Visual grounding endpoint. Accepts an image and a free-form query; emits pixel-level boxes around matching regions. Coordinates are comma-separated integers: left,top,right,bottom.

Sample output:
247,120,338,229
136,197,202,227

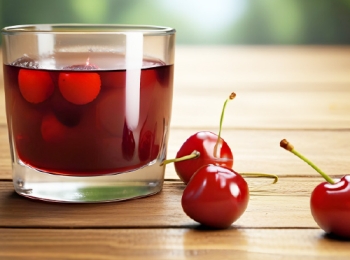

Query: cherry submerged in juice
4,61,173,176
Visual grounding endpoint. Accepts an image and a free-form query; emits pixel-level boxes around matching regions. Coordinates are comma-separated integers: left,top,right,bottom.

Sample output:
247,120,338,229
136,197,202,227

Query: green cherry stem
213,92,236,157
161,150,200,166
161,151,278,184
280,139,335,184
240,173,279,184
218,92,236,141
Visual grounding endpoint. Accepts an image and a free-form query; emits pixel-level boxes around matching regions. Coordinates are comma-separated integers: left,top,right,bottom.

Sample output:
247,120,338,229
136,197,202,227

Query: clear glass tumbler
1,24,175,202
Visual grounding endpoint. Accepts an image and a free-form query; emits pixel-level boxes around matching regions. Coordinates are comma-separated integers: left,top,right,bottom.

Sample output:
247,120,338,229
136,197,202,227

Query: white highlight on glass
37,25,55,68
125,32,143,130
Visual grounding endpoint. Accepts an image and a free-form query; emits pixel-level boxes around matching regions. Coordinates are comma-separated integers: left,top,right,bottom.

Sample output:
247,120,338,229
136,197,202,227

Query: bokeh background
1,0,350,45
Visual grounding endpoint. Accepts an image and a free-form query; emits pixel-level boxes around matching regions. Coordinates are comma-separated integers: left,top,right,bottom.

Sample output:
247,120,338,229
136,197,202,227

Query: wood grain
166,128,350,179
2,47,350,130
0,179,319,228
1,228,349,260
172,46,350,130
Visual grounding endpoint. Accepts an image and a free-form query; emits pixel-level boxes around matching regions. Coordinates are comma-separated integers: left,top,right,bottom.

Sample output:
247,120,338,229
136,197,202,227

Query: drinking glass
1,24,175,202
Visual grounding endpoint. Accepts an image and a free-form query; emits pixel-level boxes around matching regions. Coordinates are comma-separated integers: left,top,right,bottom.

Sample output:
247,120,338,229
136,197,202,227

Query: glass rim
1,24,176,36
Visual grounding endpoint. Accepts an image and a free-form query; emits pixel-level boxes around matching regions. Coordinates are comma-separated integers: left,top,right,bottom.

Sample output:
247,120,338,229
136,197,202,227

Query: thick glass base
12,159,165,203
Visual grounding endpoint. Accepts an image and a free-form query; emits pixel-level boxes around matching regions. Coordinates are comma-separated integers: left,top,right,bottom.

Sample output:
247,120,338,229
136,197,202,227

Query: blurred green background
1,0,350,45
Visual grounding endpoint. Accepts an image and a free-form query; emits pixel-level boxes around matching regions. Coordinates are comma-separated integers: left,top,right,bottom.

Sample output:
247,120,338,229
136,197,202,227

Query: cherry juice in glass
4,59,173,176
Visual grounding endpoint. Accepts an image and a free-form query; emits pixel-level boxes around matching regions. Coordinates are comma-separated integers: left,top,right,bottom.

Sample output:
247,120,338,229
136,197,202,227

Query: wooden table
1,46,350,259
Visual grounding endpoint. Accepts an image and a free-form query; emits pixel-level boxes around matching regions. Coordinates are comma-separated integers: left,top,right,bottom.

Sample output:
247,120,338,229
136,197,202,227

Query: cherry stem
240,173,279,184
214,92,236,157
161,150,200,166
280,139,335,184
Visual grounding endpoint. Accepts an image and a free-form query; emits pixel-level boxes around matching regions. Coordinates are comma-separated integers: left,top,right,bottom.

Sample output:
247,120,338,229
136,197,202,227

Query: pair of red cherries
18,65,101,105
168,93,350,240
165,93,251,229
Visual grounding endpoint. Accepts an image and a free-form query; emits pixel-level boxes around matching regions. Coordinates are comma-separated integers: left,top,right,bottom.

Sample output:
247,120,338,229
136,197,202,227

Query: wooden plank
172,46,350,129
171,82,350,130
0,179,320,228
2,47,350,130
0,127,349,180
167,128,350,179
175,46,350,85
1,228,349,260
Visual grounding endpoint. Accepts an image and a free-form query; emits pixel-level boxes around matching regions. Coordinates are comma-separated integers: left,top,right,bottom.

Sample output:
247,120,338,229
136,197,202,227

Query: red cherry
182,164,249,229
174,93,236,183
18,69,54,103
41,113,69,143
58,71,101,105
174,132,233,183
311,176,350,239
281,139,350,239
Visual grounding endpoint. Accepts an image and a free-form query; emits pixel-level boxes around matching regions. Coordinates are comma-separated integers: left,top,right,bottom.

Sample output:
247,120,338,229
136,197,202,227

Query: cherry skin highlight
174,131,233,184
182,164,249,229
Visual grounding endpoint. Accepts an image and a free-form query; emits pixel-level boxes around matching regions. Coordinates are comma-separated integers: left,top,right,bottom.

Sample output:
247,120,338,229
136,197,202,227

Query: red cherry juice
3,61,173,176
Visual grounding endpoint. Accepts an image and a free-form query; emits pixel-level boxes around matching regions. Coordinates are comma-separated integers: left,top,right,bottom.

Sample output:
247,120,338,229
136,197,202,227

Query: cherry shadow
323,232,350,242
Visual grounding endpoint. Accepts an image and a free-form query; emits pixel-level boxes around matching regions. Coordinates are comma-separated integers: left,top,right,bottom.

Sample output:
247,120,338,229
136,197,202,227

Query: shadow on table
323,233,350,242
0,182,192,228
